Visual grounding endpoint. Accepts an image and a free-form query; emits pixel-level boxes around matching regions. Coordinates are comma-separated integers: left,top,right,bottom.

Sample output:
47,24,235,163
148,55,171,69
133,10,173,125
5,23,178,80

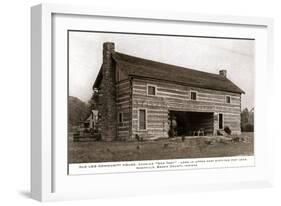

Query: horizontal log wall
116,79,132,140
132,78,242,139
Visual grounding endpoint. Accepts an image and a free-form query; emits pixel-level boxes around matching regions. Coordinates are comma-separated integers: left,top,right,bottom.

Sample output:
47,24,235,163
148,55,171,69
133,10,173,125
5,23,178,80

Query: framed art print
31,3,274,201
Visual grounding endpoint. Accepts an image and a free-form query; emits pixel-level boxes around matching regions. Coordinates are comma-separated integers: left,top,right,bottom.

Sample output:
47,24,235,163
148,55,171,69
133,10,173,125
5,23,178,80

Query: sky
69,31,255,110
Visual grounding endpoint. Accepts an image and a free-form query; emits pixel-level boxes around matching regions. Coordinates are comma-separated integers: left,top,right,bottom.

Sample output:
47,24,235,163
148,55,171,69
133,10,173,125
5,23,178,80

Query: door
219,113,223,129
139,109,146,130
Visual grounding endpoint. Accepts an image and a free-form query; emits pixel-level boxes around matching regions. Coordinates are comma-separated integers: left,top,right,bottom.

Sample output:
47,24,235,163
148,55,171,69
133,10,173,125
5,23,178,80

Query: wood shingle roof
111,52,244,94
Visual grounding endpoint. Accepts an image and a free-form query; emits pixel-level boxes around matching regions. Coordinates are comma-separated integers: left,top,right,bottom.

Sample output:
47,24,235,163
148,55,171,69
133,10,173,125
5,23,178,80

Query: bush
242,124,254,132
135,134,143,142
224,126,232,135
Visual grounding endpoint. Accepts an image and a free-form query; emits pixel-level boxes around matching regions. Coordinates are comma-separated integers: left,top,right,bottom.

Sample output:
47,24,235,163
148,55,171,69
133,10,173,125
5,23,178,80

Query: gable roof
93,52,244,94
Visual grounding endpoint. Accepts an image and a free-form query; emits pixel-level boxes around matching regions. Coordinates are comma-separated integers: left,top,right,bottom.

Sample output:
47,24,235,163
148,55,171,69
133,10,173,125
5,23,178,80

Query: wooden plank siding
130,78,242,140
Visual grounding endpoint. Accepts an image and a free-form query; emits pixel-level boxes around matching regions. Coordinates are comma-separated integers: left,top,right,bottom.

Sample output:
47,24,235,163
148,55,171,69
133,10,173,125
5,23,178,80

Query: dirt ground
68,132,254,163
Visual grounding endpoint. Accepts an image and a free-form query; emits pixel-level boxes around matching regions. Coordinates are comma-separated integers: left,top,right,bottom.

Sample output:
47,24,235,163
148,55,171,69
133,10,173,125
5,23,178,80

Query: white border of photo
31,3,274,201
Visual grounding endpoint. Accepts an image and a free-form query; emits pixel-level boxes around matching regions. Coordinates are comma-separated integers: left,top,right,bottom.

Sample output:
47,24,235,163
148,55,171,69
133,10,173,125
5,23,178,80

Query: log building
93,42,244,141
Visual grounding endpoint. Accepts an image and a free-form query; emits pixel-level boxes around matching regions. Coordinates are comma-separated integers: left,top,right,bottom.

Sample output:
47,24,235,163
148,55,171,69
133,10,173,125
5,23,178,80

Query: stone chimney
219,69,227,78
103,42,115,70
99,42,117,141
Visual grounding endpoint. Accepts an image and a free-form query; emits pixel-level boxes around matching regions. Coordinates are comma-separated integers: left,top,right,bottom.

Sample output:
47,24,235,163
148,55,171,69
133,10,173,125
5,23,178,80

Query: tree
241,107,254,132
89,89,99,110
68,96,91,128
241,108,249,126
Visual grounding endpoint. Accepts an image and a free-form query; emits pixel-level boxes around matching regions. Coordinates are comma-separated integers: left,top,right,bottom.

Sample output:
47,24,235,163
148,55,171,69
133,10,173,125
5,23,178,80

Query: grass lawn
68,132,254,163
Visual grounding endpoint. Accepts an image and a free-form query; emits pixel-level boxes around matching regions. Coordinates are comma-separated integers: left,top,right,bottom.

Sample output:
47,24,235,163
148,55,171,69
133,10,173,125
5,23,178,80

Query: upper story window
147,85,156,96
191,91,197,100
226,96,231,104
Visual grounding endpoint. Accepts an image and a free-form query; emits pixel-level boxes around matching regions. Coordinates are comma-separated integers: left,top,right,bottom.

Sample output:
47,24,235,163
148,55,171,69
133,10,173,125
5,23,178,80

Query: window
191,91,197,100
139,109,146,130
118,112,123,123
147,85,156,96
226,96,231,104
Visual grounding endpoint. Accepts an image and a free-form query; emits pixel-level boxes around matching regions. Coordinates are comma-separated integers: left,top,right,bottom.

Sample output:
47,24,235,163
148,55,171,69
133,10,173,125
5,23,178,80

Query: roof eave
129,75,244,95
92,66,103,90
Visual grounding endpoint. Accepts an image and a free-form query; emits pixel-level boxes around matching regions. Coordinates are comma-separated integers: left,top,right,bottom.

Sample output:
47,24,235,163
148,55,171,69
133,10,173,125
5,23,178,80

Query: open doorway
169,111,214,136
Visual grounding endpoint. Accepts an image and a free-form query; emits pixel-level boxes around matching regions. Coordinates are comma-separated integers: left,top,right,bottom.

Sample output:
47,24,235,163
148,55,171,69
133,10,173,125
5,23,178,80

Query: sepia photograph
29,3,275,201
67,31,255,166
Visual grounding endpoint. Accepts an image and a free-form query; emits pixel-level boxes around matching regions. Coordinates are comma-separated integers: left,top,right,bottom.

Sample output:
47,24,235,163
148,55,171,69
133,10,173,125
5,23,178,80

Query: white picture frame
31,3,274,202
